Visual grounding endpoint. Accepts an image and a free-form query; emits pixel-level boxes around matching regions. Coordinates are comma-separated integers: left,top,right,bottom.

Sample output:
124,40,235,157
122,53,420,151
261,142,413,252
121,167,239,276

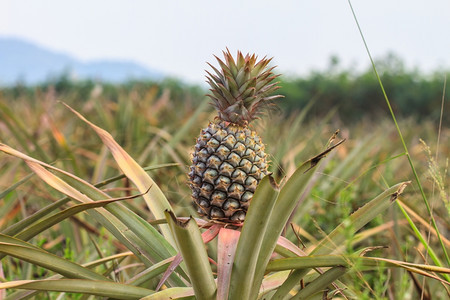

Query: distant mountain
0,37,164,86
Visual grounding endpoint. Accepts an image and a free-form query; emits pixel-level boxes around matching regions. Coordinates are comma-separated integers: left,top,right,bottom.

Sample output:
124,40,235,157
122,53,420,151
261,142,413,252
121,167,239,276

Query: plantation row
2,54,449,124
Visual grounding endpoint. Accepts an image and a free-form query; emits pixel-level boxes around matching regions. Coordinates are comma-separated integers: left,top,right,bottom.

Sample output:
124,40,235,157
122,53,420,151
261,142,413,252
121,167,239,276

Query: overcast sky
1,0,449,84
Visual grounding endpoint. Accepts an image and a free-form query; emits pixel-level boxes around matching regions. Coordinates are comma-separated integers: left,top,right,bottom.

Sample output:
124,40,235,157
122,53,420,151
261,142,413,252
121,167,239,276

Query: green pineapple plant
189,50,282,223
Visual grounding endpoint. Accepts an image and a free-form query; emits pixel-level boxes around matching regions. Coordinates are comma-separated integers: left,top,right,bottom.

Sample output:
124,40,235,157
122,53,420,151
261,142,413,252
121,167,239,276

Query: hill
0,37,163,85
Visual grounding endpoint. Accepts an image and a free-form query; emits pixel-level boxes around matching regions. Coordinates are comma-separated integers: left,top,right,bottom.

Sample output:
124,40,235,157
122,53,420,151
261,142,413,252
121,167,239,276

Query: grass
348,0,449,269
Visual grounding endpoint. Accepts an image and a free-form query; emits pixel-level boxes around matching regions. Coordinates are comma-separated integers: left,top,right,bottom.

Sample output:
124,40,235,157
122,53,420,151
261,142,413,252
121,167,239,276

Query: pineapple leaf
312,181,410,255
272,181,412,298
257,271,291,298
217,227,240,300
0,239,109,281
224,49,238,77
126,256,179,287
63,103,176,247
235,66,246,86
165,211,216,300
292,266,347,300
225,75,240,98
0,279,153,300
216,82,236,104
141,287,194,300
214,55,233,78
155,253,183,292
228,175,280,300
236,51,246,69
15,193,141,243
0,143,188,284
156,224,221,291
250,140,345,296
206,50,281,124
206,63,224,83
208,87,231,107
250,57,272,78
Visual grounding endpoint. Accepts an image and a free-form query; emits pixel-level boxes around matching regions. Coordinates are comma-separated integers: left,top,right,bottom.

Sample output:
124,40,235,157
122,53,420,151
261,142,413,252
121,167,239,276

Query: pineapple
189,49,282,223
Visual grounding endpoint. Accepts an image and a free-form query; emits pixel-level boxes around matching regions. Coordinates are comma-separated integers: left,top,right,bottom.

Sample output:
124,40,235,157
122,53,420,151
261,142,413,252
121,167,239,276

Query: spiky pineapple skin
189,119,269,223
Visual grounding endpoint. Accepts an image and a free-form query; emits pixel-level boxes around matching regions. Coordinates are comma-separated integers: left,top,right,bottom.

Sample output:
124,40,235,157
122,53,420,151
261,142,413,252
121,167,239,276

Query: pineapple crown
206,49,283,126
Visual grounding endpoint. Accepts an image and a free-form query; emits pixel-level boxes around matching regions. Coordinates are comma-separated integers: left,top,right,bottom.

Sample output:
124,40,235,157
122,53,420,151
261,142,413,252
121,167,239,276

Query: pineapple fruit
189,49,282,223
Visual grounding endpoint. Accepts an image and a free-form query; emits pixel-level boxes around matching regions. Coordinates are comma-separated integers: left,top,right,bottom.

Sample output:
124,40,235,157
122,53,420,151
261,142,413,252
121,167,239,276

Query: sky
0,0,449,84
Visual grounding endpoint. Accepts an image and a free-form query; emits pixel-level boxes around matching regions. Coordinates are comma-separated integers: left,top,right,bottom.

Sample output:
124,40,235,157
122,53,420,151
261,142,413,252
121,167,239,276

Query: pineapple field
0,50,449,299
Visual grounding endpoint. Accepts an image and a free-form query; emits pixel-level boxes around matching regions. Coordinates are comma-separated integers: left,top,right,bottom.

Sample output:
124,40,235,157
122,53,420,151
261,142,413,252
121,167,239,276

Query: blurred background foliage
3,53,448,124
280,53,449,123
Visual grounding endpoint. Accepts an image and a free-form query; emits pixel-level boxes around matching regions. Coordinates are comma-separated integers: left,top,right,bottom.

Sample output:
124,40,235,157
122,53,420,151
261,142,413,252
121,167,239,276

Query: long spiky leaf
62,103,176,246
